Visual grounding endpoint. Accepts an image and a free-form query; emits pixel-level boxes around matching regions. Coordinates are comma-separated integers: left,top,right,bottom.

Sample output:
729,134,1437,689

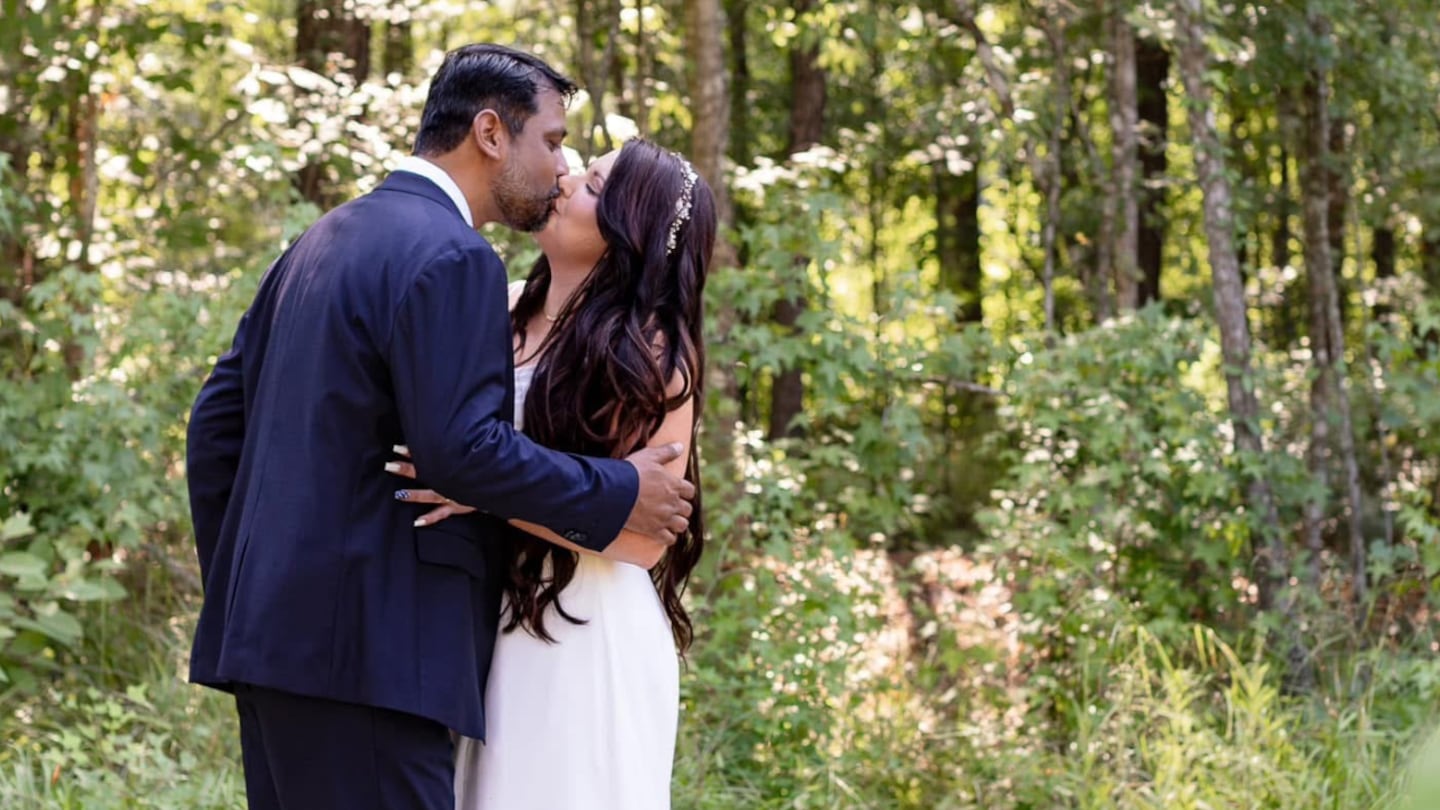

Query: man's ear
471,110,508,161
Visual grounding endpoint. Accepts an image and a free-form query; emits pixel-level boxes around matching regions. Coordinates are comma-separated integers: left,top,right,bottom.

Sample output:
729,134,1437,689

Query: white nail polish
413,518,426,527
393,444,409,455
384,462,401,473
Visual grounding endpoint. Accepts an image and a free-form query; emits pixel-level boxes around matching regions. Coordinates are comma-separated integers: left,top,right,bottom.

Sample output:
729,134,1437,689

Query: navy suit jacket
186,172,638,740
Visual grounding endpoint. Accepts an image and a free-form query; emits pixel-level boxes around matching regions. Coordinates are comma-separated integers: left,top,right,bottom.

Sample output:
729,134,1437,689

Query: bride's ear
471,110,507,161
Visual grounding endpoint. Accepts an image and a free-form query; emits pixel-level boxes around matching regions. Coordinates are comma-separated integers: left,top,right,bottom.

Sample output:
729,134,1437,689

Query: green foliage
982,312,1250,631
0,679,244,809
2,0,1440,805
1025,627,1423,810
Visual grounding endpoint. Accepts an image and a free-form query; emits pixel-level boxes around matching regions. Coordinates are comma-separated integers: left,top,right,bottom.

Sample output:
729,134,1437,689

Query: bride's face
536,149,620,266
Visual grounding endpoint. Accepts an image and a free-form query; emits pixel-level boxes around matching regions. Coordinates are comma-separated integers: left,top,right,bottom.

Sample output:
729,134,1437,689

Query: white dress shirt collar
392,155,475,228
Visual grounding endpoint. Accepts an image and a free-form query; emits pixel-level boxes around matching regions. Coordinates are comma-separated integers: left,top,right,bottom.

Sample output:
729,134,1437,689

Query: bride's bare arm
580,389,695,568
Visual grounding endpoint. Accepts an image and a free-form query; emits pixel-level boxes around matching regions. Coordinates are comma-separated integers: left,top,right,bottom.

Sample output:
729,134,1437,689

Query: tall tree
936,159,982,323
1296,15,1367,608
1423,225,1440,295
1172,0,1307,682
1327,116,1348,326
1109,2,1140,311
685,0,732,233
632,0,652,136
1372,224,1395,321
296,0,371,79
1135,35,1167,306
294,0,371,207
725,0,752,168
575,0,623,158
767,0,826,440
685,0,741,434
945,0,1066,332
382,0,414,77
1271,140,1301,347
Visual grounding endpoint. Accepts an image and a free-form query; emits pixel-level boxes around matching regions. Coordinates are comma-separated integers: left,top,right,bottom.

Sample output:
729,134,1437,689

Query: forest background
4,0,1440,807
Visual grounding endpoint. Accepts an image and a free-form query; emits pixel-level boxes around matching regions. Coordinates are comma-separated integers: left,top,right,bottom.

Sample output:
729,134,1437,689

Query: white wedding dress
453,322,679,809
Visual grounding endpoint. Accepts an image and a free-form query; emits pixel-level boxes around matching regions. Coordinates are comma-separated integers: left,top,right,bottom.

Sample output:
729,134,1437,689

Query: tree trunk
1422,224,1440,293
944,0,1062,331
1372,226,1394,322
1327,116,1348,329
725,0,751,168
66,43,99,273
295,0,371,208
0,0,36,314
1230,103,1251,291
1136,35,1167,306
1298,45,1366,611
1368,225,1397,553
575,0,599,158
57,1,102,373
632,0,651,136
1173,0,1308,684
296,0,371,78
685,0,732,232
1109,3,1140,311
1271,142,1306,347
575,0,622,158
936,162,982,323
610,5,632,123
785,8,826,156
1298,82,1334,593
382,0,413,77
685,0,740,449
767,0,826,440
1040,13,1066,332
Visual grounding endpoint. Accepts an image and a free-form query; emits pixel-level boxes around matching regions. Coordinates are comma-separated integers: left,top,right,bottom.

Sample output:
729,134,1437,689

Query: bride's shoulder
507,279,525,312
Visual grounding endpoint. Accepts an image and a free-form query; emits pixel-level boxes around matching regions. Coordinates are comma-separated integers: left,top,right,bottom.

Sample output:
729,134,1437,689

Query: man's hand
622,442,695,545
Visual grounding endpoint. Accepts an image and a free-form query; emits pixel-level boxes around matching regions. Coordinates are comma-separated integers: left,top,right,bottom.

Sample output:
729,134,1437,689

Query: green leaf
60,578,126,602
13,609,83,646
0,551,47,579
1,512,33,542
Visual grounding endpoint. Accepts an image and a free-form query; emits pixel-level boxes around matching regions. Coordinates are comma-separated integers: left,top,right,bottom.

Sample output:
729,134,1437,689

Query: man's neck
423,153,497,228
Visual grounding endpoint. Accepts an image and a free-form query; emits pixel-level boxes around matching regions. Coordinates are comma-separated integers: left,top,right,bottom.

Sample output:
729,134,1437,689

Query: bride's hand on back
386,445,475,526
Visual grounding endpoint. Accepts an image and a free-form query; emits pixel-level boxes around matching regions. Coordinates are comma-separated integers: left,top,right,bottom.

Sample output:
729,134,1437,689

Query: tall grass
1,562,1436,809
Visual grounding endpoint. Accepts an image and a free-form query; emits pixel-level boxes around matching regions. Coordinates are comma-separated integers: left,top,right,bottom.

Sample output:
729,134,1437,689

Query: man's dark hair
413,44,578,157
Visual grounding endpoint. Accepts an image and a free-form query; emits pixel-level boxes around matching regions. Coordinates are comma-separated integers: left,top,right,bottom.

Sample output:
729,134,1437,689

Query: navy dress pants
233,683,455,810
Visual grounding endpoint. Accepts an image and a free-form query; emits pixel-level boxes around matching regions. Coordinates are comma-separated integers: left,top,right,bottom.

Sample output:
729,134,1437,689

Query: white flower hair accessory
665,156,699,257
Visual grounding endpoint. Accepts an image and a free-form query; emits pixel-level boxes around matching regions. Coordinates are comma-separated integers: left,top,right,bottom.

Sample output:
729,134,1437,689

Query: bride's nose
557,174,583,197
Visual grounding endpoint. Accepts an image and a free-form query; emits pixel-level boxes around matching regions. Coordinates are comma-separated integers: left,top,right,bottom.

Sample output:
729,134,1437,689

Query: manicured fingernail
413,518,427,527
393,444,409,455
395,490,409,501
384,462,401,473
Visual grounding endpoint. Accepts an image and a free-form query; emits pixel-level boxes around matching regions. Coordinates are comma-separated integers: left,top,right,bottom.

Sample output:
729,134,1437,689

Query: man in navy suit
185,44,694,810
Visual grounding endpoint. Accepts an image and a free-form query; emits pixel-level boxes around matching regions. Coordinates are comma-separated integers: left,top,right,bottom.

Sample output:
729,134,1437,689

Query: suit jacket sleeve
186,310,249,578
387,247,638,552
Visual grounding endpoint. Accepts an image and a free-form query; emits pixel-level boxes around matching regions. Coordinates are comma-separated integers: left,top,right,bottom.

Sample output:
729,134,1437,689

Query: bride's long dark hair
506,138,715,652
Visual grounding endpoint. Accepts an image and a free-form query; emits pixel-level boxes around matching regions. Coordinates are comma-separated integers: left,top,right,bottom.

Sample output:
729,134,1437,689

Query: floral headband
665,156,699,257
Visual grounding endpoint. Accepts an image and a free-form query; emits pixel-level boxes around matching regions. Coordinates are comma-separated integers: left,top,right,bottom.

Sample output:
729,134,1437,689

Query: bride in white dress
395,139,715,810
